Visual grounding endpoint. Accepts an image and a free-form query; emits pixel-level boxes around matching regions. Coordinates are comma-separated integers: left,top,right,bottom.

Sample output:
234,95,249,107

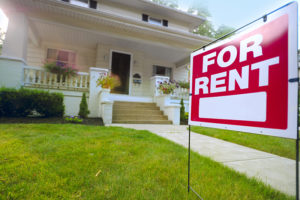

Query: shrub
177,81,190,89
180,99,186,124
65,116,83,123
0,88,64,118
78,93,90,118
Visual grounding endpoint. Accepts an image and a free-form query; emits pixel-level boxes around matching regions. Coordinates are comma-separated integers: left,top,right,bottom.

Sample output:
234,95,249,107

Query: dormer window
149,17,162,26
142,14,168,27
62,0,97,9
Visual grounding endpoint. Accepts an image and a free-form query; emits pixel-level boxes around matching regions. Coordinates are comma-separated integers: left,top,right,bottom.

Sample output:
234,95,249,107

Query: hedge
0,88,65,117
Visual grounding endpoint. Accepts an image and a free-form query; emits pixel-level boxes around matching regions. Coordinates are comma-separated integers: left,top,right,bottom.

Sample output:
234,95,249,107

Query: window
153,65,172,78
142,14,168,27
70,0,88,8
63,0,97,9
46,48,76,67
149,17,162,26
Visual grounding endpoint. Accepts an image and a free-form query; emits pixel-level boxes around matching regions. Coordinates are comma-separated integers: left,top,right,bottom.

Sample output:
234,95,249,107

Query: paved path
109,124,297,196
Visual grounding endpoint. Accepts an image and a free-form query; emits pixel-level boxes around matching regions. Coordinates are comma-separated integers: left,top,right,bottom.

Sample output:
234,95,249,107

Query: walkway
109,124,297,196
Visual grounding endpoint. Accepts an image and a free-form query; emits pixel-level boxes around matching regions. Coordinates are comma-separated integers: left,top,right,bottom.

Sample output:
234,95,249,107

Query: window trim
153,65,172,79
142,13,168,27
46,48,77,66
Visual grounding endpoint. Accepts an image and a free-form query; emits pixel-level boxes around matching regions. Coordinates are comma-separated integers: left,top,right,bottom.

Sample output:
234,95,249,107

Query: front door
111,51,131,94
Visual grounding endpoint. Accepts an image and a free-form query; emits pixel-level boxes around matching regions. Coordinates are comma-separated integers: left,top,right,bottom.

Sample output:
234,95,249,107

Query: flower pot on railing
43,62,78,83
157,81,176,95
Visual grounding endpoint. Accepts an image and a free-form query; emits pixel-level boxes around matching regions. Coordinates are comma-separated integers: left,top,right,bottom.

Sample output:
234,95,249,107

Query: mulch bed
0,117,104,126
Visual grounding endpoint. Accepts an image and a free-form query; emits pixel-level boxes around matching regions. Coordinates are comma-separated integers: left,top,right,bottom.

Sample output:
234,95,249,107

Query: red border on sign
190,15,288,130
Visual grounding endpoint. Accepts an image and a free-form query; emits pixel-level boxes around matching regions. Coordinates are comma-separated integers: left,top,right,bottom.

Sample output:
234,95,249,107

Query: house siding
27,41,96,72
97,1,190,33
173,65,189,82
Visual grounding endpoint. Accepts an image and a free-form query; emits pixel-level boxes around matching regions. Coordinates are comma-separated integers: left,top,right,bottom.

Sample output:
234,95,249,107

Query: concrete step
112,120,172,124
113,104,160,110
113,109,164,115
114,101,156,106
112,101,171,124
113,114,168,121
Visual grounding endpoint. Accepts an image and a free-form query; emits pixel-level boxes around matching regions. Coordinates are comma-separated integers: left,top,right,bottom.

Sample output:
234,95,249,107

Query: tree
193,20,215,38
214,25,235,39
180,99,185,124
0,28,5,55
149,0,234,39
78,93,90,118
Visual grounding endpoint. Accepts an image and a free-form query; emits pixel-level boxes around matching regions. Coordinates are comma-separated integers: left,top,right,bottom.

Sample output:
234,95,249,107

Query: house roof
104,0,206,29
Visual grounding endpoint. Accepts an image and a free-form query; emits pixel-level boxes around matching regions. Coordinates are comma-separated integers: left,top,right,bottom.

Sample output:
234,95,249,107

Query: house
0,0,211,124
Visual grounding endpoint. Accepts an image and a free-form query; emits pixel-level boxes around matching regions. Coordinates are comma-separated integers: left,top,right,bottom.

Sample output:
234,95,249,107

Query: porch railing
23,66,89,91
171,87,189,100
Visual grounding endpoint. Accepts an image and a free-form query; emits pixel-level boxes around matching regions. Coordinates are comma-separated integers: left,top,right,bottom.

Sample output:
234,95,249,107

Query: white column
88,67,109,117
0,11,28,88
2,12,28,61
154,94,180,125
99,89,113,125
150,76,170,97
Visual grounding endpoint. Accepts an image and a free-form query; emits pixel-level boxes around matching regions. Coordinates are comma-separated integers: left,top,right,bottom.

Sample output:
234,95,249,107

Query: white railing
171,87,189,100
23,66,89,91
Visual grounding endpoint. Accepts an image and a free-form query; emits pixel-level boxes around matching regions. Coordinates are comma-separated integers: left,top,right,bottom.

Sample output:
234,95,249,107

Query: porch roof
2,0,212,48
29,17,192,63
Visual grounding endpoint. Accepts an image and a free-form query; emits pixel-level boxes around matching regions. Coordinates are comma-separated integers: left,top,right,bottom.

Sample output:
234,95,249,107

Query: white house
0,0,211,124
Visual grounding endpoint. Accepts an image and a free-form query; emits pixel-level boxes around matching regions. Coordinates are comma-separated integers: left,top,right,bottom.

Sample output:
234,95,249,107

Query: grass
0,124,293,200
191,126,296,160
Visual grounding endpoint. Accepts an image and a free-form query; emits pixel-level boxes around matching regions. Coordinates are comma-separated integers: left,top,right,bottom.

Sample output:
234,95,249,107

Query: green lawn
0,124,293,200
191,126,296,160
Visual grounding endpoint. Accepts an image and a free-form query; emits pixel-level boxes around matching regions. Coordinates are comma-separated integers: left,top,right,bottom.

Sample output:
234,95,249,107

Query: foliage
151,0,178,8
0,124,293,200
96,74,120,89
65,116,83,123
158,81,176,94
180,99,186,124
214,25,235,39
0,88,64,117
184,112,189,121
177,81,189,89
44,62,78,77
78,93,89,118
193,20,216,38
150,0,234,39
0,28,5,55
191,126,296,160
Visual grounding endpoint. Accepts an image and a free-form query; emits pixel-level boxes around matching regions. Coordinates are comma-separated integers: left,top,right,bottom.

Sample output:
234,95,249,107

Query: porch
22,65,189,124
0,0,207,124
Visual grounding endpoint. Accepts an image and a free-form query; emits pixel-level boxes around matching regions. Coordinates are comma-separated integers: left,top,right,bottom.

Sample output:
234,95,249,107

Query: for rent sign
189,2,298,139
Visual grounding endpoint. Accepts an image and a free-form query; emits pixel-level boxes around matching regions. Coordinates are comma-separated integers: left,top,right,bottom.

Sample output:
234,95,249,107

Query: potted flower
44,61,78,82
158,81,177,95
96,74,120,90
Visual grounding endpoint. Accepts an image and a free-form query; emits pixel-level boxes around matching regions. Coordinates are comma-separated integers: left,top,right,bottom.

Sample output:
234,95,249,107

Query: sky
177,0,300,46
0,0,299,46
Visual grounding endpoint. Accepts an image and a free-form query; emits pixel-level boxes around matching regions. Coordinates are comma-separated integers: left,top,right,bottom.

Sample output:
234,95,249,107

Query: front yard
0,124,293,199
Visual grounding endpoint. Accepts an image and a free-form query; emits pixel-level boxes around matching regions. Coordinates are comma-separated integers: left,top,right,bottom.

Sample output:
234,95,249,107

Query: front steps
112,101,172,124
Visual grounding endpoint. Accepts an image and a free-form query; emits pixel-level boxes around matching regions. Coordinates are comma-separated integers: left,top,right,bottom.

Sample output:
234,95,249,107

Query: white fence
23,66,89,91
171,87,189,100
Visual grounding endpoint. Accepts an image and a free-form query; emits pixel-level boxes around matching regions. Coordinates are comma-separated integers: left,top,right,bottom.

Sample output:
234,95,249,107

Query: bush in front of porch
0,88,64,117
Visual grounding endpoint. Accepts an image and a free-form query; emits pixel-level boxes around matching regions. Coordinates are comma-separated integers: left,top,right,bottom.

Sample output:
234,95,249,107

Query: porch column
0,11,28,88
150,76,170,96
2,12,28,61
88,67,109,117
